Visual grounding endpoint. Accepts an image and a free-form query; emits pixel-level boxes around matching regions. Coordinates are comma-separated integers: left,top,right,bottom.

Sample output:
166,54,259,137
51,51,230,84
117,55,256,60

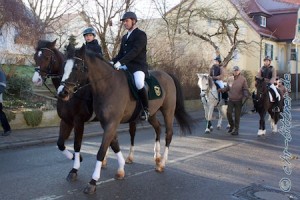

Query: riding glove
114,61,121,70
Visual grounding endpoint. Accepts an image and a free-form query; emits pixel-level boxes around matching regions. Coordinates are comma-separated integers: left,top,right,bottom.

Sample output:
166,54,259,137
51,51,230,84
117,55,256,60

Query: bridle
200,75,218,102
35,47,62,80
60,56,90,94
60,54,113,94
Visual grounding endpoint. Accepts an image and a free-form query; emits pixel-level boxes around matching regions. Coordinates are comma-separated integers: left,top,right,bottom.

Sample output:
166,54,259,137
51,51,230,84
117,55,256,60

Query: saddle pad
124,70,163,100
145,75,163,100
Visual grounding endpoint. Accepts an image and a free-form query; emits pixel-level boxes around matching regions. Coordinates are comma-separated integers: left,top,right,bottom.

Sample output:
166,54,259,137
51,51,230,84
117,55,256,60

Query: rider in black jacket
112,12,149,121
83,27,103,56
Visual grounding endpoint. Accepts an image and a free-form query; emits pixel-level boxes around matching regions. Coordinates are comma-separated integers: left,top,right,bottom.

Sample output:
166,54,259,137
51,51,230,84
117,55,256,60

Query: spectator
220,66,250,135
0,67,11,136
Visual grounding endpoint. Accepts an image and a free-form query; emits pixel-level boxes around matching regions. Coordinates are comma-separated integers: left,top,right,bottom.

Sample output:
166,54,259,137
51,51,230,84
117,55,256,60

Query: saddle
124,70,163,100
123,70,163,122
214,81,228,102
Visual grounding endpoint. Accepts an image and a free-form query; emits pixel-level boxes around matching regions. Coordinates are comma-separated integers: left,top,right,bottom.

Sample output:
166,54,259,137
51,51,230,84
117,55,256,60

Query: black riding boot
138,88,150,121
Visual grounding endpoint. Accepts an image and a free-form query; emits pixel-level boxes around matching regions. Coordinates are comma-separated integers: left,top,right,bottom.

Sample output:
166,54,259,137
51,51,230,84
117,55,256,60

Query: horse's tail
169,73,193,134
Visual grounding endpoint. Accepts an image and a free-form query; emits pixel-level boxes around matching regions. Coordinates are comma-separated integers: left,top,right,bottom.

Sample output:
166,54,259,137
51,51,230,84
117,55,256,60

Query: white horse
197,73,228,133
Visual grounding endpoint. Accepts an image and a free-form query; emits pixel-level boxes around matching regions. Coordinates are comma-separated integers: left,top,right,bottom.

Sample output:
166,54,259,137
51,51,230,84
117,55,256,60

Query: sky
134,0,181,19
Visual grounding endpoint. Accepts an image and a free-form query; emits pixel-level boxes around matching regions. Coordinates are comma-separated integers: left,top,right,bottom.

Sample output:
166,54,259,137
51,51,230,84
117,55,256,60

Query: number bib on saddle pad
124,70,163,100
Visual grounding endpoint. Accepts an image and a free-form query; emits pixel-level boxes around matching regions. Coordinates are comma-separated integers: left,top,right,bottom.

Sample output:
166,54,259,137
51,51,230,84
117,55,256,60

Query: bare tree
23,0,78,38
177,0,258,67
78,0,135,60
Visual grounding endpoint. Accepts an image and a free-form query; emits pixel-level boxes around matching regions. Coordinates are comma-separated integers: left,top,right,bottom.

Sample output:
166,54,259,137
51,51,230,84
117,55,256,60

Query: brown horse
32,40,138,182
253,76,283,136
57,45,193,194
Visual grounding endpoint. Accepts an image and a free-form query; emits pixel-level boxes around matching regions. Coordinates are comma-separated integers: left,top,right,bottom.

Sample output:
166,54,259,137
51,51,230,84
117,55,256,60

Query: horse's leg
270,111,279,133
110,136,125,180
148,114,162,166
125,121,136,164
217,106,223,130
84,125,124,194
257,111,266,136
205,105,214,133
57,120,73,159
66,120,85,182
155,111,174,172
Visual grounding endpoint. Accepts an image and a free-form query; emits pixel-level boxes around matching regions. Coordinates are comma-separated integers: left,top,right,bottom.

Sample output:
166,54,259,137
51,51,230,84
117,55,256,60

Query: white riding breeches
134,71,145,90
215,80,225,88
269,83,281,101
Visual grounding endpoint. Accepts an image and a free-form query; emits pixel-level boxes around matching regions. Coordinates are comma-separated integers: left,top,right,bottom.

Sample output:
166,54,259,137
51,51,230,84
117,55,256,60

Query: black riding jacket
86,39,103,56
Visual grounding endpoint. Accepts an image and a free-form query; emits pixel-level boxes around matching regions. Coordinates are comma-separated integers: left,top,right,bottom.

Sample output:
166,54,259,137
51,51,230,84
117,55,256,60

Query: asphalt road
0,108,299,200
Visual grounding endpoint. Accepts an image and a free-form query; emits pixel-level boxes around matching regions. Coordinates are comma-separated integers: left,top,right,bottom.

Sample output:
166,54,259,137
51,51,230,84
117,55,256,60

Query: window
291,49,297,61
265,43,273,59
260,16,266,27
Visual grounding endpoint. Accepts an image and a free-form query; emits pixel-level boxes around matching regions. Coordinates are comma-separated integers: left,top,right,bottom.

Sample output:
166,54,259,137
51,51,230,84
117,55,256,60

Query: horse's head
32,39,61,86
254,76,267,100
57,44,88,101
197,73,211,97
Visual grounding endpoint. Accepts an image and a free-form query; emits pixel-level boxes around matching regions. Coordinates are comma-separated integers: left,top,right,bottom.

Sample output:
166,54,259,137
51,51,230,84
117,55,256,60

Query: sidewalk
0,110,203,150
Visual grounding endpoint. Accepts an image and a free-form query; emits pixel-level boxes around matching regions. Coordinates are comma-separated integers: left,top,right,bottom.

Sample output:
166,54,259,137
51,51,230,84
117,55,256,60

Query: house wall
0,23,34,65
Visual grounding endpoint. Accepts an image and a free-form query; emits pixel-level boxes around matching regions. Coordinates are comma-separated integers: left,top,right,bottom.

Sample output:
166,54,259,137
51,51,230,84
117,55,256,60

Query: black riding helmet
264,56,272,61
120,11,137,21
83,27,96,37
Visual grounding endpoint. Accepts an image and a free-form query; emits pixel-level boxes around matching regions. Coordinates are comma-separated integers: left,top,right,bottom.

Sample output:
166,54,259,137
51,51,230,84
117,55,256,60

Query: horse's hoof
115,169,125,180
83,183,96,194
217,126,221,130
155,165,164,173
125,157,133,164
205,130,210,134
66,172,77,182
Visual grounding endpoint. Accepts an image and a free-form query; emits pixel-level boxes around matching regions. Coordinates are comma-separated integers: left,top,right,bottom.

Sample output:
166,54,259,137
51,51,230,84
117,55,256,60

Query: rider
112,11,149,121
257,56,281,112
210,55,227,101
83,27,103,56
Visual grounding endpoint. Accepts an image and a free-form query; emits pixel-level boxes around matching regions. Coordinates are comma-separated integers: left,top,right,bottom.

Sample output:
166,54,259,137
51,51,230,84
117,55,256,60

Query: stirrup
140,110,149,121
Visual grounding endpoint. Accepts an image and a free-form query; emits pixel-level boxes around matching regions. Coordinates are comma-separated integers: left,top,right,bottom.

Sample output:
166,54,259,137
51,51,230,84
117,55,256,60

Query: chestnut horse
253,76,283,136
57,45,193,194
31,40,137,182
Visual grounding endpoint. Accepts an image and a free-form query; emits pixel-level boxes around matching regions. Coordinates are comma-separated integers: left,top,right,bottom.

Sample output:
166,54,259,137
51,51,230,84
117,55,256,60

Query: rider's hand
114,61,121,70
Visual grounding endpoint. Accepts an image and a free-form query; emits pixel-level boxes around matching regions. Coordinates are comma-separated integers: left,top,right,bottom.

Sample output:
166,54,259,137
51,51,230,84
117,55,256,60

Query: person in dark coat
83,27,103,56
0,67,11,136
256,56,280,112
112,11,149,121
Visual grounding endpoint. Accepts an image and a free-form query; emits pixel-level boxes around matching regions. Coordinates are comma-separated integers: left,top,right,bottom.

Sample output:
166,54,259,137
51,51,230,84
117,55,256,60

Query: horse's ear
196,73,200,78
79,44,86,54
51,39,57,48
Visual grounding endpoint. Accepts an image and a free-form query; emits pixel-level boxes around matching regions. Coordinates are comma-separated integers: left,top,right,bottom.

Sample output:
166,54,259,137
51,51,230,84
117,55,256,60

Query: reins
61,56,113,93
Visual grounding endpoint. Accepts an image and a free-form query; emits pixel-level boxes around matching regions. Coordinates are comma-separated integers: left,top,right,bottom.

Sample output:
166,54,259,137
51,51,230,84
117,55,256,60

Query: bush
23,110,43,127
6,75,32,98
4,110,16,122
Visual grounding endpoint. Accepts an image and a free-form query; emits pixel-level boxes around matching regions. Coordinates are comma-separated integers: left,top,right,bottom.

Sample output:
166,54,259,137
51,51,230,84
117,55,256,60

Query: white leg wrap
116,152,125,171
162,147,169,166
92,161,102,181
128,146,134,158
73,152,80,169
62,149,73,160
154,141,161,159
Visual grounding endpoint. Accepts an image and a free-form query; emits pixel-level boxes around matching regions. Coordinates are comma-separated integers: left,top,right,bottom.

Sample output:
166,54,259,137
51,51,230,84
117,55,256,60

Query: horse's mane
85,49,105,61
36,40,53,50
